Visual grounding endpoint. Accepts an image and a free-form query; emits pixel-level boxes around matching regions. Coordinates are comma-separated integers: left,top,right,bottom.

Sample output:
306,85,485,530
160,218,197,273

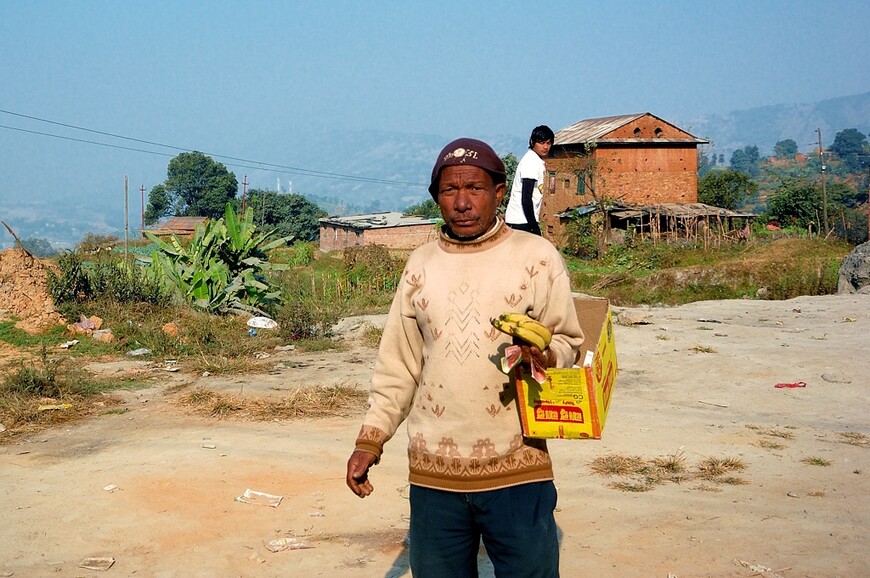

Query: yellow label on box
516,299,617,440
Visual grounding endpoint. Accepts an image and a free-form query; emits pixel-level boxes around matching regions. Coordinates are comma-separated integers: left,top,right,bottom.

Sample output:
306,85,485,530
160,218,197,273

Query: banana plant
145,204,292,315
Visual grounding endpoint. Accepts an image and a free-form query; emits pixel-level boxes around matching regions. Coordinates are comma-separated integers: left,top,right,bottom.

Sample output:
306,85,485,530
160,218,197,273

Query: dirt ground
1,294,868,578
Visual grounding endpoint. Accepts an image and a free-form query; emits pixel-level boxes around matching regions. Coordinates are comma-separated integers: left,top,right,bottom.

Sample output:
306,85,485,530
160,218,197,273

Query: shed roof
143,216,208,235
554,113,708,146
557,202,756,220
319,211,439,230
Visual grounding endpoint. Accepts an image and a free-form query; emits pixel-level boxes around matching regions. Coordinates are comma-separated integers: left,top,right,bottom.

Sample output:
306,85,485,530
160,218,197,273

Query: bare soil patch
1,295,868,577
0,248,65,333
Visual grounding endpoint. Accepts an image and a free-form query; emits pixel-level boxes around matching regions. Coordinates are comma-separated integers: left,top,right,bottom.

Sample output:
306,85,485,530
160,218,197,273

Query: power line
0,108,427,188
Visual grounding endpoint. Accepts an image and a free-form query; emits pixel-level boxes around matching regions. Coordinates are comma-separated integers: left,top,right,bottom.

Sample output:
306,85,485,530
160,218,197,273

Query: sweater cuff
354,424,389,463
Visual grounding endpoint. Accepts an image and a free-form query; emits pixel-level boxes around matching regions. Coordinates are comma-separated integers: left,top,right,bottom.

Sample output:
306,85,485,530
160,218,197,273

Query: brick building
541,113,708,240
319,212,439,252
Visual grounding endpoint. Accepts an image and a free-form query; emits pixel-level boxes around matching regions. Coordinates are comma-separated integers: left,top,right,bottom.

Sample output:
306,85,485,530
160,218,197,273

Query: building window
548,172,556,194
633,127,641,137
576,172,586,196
654,127,664,138
563,178,570,191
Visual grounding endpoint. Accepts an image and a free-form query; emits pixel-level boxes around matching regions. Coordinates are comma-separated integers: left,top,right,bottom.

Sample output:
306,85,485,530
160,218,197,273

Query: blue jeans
408,481,560,578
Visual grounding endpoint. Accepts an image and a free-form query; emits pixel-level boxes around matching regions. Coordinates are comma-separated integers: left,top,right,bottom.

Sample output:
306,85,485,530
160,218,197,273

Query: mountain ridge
2,92,868,249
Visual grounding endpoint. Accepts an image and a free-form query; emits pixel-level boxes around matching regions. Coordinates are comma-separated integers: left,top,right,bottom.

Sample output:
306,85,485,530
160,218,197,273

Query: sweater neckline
438,218,512,254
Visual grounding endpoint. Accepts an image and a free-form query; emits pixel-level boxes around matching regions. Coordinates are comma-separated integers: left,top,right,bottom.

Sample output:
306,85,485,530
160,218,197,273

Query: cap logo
444,147,480,163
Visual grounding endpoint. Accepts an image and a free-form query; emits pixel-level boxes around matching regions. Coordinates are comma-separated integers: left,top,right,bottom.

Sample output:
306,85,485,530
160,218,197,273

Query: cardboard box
515,297,618,439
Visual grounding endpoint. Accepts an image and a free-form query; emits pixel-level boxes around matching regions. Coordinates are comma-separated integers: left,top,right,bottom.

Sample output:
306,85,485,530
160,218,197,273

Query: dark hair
529,125,555,148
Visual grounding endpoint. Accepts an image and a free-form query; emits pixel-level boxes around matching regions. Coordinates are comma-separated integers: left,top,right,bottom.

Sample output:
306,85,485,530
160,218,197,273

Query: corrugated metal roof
554,114,647,145
558,202,756,219
161,217,208,230
319,211,439,229
143,216,208,235
553,113,708,145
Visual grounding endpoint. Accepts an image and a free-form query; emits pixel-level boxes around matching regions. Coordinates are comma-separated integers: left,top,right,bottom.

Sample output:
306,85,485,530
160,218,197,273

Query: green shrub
342,244,402,289
2,347,66,398
47,252,170,319
287,241,315,267
561,216,598,259
276,298,339,342
146,204,291,315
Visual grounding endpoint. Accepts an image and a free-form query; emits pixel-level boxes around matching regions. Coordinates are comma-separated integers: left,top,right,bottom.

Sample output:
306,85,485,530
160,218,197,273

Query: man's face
532,140,552,159
436,165,505,238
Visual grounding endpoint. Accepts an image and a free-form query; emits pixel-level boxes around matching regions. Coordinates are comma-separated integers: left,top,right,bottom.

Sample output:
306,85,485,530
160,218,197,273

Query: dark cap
428,137,506,199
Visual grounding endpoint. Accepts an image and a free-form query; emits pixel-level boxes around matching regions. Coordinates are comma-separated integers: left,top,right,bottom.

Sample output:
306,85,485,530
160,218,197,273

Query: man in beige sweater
346,137,583,577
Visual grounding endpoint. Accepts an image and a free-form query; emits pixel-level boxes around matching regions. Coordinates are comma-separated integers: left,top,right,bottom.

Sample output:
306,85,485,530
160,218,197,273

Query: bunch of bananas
490,313,552,351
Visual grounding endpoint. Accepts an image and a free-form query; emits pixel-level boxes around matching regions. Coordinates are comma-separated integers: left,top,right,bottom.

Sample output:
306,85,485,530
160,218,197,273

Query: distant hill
3,92,868,250
265,130,526,216
678,92,870,158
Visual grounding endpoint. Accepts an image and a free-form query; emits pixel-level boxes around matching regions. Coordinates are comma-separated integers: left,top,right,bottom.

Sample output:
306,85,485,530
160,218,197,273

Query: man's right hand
346,450,377,498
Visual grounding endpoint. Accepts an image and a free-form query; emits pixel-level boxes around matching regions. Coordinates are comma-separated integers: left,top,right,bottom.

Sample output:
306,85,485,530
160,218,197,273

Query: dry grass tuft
758,428,796,440
715,476,750,485
837,432,868,447
756,439,786,450
802,456,832,467
590,454,647,477
690,344,716,353
696,456,746,479
590,452,748,492
175,384,368,421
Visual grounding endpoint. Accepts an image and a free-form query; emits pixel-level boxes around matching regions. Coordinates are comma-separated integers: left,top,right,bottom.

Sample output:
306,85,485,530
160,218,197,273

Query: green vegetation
145,151,238,223
244,189,326,242
146,204,291,315
0,346,148,439
566,236,849,306
47,250,170,319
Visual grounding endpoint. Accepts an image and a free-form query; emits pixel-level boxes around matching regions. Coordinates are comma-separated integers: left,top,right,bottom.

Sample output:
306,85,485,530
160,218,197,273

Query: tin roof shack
319,212,439,252
558,202,756,248
543,113,708,242
142,216,208,239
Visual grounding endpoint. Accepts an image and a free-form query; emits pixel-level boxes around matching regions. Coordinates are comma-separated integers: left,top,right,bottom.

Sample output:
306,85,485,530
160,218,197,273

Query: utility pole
140,184,145,235
124,175,129,262
241,175,249,213
816,128,829,234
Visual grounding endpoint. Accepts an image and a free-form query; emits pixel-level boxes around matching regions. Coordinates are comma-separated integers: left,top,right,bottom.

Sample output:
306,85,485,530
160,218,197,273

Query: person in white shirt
504,125,554,236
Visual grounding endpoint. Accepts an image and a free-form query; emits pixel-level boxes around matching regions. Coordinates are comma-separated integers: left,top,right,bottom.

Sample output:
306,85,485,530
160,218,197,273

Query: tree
246,189,325,242
766,178,822,229
499,152,520,212
730,145,761,177
697,148,713,178
404,198,442,218
829,128,868,173
21,237,57,257
774,139,798,159
144,184,171,225
147,152,238,221
698,170,757,210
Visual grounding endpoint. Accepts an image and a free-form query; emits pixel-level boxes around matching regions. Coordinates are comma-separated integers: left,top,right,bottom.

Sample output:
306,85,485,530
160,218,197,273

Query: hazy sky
1,1,868,219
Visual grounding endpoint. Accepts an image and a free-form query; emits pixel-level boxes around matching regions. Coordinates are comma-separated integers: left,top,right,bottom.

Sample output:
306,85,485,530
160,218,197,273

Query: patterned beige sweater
354,221,584,492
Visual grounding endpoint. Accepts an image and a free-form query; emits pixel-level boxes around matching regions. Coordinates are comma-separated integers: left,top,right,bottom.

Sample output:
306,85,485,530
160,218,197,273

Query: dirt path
1,295,868,577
